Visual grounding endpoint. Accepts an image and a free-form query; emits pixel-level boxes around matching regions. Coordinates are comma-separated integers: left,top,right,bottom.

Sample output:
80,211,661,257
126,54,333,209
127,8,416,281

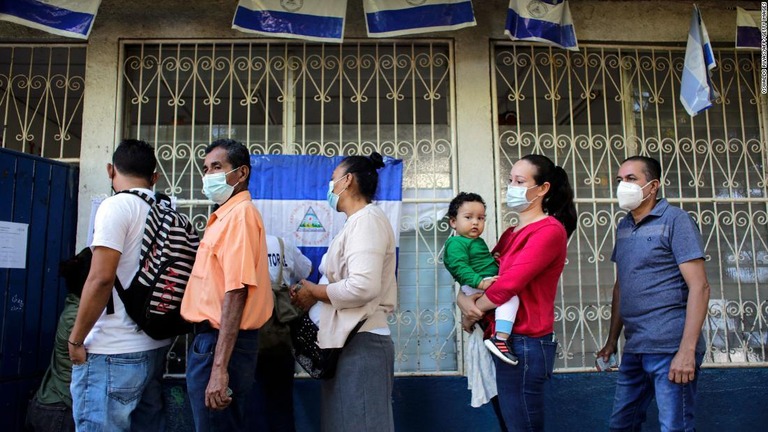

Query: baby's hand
478,276,498,290
492,252,501,262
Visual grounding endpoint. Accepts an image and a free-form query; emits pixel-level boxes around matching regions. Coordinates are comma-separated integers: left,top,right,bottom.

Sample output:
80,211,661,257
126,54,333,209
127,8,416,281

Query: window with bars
493,43,768,370
121,40,459,375
0,44,85,162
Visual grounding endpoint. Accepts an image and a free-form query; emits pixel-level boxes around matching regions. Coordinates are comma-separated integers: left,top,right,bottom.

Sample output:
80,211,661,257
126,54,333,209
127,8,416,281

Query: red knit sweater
485,216,567,338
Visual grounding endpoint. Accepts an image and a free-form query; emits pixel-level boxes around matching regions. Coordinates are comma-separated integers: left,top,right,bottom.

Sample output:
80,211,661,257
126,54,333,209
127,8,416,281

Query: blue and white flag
680,5,718,117
364,0,476,38
736,7,761,50
249,154,403,282
505,0,578,51
232,0,347,43
0,0,101,39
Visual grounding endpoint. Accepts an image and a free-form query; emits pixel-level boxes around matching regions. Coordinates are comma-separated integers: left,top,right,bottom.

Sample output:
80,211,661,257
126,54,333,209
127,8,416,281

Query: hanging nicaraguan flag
363,0,476,38
232,0,347,43
0,0,101,39
249,154,403,282
505,0,578,51
680,4,718,117
736,7,761,50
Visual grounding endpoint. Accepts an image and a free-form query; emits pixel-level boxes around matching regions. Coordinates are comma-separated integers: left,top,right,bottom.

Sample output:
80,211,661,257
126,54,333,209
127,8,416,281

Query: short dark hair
622,156,662,182
339,152,385,203
112,139,157,182
448,192,486,219
205,139,251,182
59,247,92,297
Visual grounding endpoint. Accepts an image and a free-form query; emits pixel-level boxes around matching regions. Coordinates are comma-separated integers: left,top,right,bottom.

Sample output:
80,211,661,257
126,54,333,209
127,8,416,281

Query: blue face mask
327,175,348,211
202,167,240,205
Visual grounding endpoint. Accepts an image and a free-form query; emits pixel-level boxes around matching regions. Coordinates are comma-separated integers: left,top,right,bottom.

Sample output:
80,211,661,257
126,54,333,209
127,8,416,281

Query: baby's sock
495,320,513,340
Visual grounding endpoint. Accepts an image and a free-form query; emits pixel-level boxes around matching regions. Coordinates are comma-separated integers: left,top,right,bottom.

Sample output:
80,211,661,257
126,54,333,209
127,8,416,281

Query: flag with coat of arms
0,0,101,39
680,4,718,117
249,154,403,282
363,0,476,38
232,0,347,43
505,0,578,51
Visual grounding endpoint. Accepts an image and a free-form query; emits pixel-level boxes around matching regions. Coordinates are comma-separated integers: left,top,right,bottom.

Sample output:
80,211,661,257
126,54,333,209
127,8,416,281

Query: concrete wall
160,368,768,431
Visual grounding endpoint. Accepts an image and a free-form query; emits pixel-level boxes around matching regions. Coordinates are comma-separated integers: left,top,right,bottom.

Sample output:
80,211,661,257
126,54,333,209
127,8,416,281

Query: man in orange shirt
181,139,273,432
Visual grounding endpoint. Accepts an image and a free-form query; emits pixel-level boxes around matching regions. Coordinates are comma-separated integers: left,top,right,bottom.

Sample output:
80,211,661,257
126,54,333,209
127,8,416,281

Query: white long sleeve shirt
318,204,397,348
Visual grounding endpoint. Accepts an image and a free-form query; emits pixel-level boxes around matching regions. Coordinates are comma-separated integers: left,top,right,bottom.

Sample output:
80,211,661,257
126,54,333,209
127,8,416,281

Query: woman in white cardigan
291,152,397,432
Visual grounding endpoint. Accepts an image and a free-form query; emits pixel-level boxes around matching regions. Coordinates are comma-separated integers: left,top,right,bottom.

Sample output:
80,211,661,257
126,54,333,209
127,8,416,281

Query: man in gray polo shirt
598,156,710,431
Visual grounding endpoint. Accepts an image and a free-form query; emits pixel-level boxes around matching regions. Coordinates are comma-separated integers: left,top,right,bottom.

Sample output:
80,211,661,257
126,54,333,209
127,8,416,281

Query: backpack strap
106,189,160,315
276,237,286,288
117,189,157,206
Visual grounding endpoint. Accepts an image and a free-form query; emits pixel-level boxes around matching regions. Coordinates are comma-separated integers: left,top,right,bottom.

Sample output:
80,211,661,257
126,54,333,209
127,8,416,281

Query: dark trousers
25,397,75,432
187,329,259,432
252,344,296,432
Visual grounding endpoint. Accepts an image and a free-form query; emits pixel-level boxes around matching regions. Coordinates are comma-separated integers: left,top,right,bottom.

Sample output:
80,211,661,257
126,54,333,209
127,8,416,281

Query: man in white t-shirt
68,139,171,431
265,235,312,294
253,235,311,432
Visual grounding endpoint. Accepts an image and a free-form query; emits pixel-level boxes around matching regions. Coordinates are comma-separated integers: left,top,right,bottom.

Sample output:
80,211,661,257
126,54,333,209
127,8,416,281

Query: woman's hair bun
369,152,385,169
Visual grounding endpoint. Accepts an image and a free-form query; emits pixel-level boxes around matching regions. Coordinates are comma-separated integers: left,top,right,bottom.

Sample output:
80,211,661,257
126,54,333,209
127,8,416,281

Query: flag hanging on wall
736,7,761,50
249,154,403,282
680,4,718,117
0,0,101,39
505,0,578,51
363,0,476,38
232,0,347,43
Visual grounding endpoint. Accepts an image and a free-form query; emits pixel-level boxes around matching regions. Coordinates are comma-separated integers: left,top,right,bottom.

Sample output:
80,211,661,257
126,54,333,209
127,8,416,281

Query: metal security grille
0,45,85,162
492,43,768,370
121,40,458,376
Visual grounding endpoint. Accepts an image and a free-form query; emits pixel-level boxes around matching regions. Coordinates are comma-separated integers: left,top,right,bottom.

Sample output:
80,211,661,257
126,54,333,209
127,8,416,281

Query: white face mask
616,181,653,211
202,167,240,205
506,185,538,212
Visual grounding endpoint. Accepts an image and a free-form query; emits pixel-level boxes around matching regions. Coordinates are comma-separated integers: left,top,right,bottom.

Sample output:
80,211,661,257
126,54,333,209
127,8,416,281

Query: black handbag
289,314,366,379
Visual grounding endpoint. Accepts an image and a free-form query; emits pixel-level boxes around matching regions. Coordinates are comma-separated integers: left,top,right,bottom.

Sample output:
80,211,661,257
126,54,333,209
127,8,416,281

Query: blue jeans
186,329,259,432
493,333,558,432
609,352,704,432
70,345,169,432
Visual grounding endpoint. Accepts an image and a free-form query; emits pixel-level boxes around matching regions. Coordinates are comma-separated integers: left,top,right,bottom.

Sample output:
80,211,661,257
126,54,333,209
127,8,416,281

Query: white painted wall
0,0,759,247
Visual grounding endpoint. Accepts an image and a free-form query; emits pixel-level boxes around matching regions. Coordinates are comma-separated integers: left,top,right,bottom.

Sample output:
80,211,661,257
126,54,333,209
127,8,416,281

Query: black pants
25,397,75,432
252,344,297,432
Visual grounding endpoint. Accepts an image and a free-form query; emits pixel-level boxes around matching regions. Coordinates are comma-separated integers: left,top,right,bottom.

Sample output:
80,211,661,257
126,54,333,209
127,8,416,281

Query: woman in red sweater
457,154,576,431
